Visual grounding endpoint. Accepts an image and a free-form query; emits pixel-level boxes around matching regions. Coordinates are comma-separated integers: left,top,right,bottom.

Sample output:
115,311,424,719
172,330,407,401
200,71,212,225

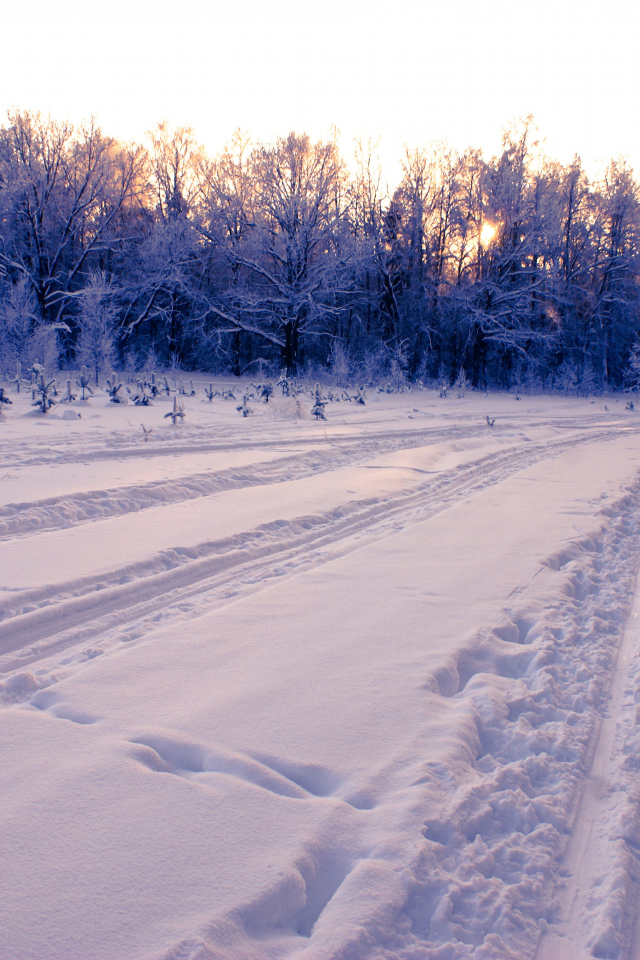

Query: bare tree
200,131,351,370
0,110,146,336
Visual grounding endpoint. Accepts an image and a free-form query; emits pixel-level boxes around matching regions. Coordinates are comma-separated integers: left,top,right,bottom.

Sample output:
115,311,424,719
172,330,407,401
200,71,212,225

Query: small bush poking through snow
164,397,186,425
31,370,57,413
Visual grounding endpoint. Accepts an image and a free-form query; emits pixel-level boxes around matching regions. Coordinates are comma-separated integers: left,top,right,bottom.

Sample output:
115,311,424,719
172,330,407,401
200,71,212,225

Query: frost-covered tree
329,341,351,386
624,341,640,392
556,359,578,396
0,278,40,368
0,111,146,331
200,131,351,371
75,272,118,384
455,367,470,397
2,108,640,389
588,161,640,385
0,277,59,371
388,340,410,390
579,361,597,397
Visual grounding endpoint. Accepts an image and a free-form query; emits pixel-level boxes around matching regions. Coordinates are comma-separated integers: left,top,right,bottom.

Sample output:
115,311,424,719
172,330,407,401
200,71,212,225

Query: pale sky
2,0,637,188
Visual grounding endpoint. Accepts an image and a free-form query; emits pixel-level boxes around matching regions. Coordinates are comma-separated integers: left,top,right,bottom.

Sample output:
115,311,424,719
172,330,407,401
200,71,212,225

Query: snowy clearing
2,381,640,960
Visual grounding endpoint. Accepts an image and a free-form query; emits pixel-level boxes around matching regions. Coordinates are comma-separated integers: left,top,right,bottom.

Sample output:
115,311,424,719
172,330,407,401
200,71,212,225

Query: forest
1,109,639,392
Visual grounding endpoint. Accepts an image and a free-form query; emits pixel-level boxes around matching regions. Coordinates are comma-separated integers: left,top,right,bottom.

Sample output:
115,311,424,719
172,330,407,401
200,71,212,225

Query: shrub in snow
438,363,450,398
143,348,162,379
358,347,387,387
179,379,196,396
0,387,12,412
144,373,170,398
164,396,185,424
129,380,153,405
122,349,139,380
60,379,78,403
105,374,125,403
509,365,523,399
7,361,30,393
33,324,64,373
277,369,291,396
30,363,55,396
311,383,327,420
76,366,93,400
31,372,57,413
236,394,254,417
511,363,543,396
524,365,543,395
341,385,366,404
204,383,216,402
252,382,273,403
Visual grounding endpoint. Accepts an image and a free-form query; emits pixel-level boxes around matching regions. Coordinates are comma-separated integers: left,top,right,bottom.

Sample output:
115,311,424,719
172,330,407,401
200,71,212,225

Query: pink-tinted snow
1,380,640,959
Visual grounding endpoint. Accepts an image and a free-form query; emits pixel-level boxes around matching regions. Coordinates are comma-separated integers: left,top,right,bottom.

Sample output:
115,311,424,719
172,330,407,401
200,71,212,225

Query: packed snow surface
2,380,640,960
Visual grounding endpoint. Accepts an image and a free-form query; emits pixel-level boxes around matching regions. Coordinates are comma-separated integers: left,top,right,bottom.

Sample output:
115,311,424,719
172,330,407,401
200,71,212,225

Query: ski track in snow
3,391,640,959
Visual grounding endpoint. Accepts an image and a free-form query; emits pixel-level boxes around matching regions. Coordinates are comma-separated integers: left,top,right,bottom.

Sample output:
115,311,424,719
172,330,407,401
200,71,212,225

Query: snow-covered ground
2,379,640,960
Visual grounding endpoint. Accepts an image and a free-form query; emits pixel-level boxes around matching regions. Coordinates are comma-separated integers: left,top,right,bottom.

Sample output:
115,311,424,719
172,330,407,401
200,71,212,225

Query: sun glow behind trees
480,223,497,246
0,111,639,392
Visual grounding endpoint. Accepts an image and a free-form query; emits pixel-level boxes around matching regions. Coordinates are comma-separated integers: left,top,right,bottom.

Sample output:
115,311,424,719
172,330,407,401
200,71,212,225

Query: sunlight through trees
1,112,639,389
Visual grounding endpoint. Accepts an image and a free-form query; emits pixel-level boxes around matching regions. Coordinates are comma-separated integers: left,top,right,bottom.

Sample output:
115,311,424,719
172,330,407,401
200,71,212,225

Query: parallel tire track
1,419,633,541
0,411,621,470
0,425,485,540
1,426,631,670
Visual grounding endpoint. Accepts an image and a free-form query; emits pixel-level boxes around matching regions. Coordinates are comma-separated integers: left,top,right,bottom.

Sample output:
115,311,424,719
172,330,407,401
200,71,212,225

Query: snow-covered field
2,379,640,960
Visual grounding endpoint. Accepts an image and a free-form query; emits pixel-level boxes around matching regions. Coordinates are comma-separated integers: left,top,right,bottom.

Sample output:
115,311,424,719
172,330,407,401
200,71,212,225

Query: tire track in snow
0,421,473,469
2,421,636,543
0,425,632,673
0,425,490,541
0,410,623,470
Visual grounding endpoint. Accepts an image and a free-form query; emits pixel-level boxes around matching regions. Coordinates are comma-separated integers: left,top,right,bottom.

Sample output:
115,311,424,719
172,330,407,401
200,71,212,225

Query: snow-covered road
2,385,640,959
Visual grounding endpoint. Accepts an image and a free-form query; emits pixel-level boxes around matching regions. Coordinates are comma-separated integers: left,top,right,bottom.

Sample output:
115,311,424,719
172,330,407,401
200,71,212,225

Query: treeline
1,110,639,390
